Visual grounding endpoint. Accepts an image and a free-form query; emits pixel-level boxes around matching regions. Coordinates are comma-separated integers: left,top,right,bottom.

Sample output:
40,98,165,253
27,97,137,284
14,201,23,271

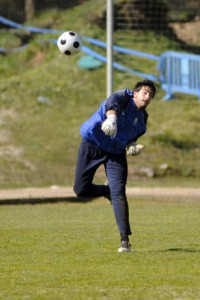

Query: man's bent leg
73,139,109,198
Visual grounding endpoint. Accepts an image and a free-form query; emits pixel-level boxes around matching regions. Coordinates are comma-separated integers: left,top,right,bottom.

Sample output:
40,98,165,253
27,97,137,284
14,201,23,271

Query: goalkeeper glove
126,143,144,156
101,114,117,137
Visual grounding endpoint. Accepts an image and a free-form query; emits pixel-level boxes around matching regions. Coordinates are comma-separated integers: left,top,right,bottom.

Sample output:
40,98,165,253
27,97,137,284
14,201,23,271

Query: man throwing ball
73,80,157,252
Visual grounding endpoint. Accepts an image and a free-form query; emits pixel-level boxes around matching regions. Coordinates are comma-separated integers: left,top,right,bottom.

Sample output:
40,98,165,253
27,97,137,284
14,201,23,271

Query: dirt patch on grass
0,187,199,204
169,18,200,45
31,51,46,67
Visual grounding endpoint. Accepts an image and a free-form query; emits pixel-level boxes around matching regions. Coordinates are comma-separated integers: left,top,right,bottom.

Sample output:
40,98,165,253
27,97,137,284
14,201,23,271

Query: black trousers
73,139,132,237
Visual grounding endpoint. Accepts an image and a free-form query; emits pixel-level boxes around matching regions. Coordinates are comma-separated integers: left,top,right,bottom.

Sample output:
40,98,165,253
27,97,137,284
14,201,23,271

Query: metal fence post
107,0,113,98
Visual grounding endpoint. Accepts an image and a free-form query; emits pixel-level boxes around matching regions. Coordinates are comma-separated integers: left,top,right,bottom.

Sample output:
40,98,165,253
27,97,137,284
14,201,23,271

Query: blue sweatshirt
80,89,148,155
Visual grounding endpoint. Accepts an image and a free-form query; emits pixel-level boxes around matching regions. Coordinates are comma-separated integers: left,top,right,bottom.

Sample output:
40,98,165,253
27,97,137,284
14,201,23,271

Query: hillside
0,0,200,189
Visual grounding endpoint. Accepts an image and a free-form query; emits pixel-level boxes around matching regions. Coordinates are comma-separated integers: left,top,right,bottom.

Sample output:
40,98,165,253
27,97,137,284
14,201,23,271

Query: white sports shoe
118,241,132,253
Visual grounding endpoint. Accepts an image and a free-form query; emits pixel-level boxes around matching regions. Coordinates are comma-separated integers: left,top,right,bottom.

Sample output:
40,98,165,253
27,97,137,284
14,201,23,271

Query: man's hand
101,114,117,137
126,143,144,155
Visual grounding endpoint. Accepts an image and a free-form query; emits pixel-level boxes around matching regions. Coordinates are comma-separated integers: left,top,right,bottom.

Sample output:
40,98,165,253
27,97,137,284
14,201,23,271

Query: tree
25,0,35,20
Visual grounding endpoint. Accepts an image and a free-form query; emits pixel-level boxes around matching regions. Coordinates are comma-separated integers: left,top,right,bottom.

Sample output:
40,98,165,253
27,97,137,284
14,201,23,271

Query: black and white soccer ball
57,31,82,56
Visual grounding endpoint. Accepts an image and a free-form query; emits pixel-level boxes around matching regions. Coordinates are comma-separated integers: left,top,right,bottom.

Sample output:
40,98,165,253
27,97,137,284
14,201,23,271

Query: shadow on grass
141,248,200,253
0,196,96,205
134,248,200,253
163,248,200,253
132,248,200,253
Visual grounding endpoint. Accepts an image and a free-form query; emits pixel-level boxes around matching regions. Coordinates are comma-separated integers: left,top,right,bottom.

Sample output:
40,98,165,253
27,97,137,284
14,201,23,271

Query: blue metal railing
158,51,200,101
1,16,200,101
0,15,159,81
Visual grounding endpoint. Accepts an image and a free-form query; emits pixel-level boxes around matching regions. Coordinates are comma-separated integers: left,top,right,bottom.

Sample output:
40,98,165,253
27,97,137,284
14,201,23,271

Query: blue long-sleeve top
80,89,148,155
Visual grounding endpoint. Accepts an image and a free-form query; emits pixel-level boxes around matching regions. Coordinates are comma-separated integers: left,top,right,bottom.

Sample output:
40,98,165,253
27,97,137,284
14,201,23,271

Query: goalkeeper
73,80,156,253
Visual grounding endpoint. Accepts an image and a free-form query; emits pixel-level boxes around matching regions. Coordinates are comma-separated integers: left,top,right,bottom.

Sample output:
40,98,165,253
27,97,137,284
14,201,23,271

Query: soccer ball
57,31,81,56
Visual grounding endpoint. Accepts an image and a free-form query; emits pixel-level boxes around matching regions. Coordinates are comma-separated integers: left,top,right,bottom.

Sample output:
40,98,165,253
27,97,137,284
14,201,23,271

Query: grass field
1,197,200,300
1,2,200,299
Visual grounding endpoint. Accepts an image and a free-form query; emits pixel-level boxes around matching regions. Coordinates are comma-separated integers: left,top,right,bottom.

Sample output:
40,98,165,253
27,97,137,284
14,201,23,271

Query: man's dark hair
133,80,156,98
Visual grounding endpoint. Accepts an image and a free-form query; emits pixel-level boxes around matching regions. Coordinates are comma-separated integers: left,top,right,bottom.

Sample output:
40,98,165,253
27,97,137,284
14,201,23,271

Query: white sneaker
118,241,131,253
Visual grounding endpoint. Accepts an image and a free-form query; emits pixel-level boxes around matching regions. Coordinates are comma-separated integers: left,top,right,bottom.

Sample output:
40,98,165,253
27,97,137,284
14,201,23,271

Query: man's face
133,86,154,110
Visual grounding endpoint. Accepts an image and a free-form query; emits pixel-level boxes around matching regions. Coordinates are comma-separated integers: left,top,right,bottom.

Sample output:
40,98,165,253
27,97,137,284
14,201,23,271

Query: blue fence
158,51,200,101
0,16,159,82
1,15,200,101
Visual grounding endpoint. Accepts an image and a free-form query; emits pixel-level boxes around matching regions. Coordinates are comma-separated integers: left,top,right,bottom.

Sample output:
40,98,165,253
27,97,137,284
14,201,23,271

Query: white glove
101,114,117,137
126,143,144,155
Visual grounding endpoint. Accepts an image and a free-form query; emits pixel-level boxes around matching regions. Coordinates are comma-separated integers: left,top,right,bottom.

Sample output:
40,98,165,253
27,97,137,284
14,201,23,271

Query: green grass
0,0,200,188
0,198,200,299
